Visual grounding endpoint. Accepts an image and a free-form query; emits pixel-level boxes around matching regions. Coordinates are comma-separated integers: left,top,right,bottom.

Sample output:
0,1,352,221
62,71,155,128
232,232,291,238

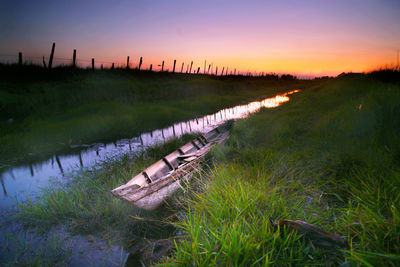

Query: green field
7,67,400,265
166,73,400,266
0,65,312,169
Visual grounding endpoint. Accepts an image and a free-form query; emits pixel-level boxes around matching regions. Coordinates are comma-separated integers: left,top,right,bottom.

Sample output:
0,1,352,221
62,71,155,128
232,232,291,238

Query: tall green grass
0,66,316,168
165,76,400,266
15,135,198,250
14,73,400,265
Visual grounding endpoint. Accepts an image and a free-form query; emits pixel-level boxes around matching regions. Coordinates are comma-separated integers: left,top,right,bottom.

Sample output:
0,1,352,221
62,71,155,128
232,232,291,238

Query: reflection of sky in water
0,90,299,208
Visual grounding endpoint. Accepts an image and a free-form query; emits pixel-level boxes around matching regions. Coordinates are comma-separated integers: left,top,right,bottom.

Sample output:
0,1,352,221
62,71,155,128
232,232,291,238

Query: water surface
0,90,299,266
0,90,299,208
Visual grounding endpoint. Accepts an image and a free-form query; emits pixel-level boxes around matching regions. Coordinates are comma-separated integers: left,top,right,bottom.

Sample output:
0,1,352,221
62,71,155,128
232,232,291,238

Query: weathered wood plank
123,158,202,202
111,120,233,209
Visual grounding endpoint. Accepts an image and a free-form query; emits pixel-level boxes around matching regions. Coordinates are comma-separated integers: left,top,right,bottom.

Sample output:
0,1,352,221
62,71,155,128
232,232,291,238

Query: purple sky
1,0,399,75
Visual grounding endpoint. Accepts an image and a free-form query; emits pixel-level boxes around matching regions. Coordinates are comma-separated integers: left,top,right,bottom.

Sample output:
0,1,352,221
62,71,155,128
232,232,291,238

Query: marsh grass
0,230,71,266
163,76,400,266
0,64,314,168
14,134,199,253
13,72,400,265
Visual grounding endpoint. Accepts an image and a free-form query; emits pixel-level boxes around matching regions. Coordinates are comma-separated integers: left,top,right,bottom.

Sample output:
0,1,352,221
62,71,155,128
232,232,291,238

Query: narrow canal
0,90,299,266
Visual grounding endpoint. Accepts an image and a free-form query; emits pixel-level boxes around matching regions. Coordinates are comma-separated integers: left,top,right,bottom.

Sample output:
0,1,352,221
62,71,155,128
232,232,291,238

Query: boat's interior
111,120,233,202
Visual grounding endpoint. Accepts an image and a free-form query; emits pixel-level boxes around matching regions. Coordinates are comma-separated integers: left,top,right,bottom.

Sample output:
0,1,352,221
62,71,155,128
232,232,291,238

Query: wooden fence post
101,64,103,70
161,61,164,72
216,66,218,76
126,56,130,69
226,67,228,76
197,67,200,74
189,61,193,73
204,60,206,74
221,67,225,76
173,60,176,73
234,68,236,75
18,52,22,66
208,64,211,74
92,58,95,70
181,62,184,73
139,57,143,70
149,64,152,71
111,63,114,69
48,42,55,69
42,56,47,68
72,49,76,67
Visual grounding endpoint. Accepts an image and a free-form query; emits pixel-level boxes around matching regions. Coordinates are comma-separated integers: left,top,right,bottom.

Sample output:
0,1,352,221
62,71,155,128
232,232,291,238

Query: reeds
164,75,400,265
13,72,400,265
15,135,197,255
0,65,311,168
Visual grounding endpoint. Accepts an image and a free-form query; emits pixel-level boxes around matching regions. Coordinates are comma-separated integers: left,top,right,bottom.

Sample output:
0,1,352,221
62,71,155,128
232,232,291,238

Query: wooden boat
111,120,233,210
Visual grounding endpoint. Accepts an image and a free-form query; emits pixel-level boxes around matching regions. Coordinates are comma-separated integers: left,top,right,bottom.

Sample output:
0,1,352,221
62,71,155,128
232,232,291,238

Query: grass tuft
164,76,400,266
14,135,197,250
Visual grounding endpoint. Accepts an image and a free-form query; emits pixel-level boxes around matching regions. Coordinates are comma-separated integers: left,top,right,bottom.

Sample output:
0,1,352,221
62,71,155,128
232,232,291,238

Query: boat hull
111,120,233,210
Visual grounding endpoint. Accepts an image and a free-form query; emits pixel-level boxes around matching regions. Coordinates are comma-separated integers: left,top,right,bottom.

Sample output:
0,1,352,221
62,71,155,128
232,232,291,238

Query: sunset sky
1,0,399,76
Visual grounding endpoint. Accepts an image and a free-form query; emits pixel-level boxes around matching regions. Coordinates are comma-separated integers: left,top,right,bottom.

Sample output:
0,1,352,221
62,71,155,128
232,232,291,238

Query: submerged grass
0,231,71,266
164,75,400,266
14,134,198,253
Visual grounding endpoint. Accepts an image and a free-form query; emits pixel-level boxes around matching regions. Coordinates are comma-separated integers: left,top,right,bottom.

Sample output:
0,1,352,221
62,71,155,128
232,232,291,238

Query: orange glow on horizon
2,1,399,77
62,43,394,77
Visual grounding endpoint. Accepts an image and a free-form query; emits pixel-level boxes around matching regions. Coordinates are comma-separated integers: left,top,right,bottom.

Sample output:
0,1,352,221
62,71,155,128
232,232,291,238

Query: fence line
0,43,283,77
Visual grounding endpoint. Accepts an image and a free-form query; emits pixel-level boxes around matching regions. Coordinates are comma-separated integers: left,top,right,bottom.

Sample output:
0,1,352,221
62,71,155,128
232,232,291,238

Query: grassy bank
0,64,315,168
7,134,202,265
14,135,197,242
165,75,400,266
11,71,400,265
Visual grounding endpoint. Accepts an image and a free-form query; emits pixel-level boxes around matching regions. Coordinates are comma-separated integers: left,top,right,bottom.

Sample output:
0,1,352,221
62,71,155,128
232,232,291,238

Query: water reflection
1,176,6,196
0,90,299,208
